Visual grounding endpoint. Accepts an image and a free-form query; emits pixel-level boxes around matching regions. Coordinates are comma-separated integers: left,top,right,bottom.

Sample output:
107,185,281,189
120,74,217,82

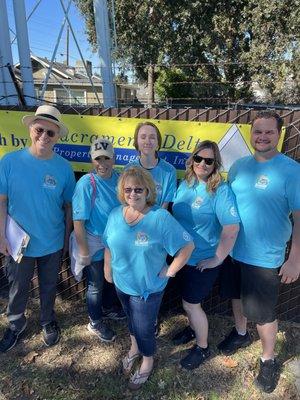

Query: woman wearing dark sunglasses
171,140,240,370
103,166,194,390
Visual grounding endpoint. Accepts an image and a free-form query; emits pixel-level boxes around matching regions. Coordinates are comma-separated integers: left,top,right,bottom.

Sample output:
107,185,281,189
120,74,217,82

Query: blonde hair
185,140,223,193
118,166,156,206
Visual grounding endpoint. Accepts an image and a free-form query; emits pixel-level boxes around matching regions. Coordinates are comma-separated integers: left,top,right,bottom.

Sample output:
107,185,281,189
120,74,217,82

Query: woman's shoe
122,352,140,375
128,367,153,390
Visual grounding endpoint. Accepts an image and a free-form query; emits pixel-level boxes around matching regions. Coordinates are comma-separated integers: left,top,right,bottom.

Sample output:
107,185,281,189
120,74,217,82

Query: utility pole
147,64,155,107
66,24,69,66
13,0,36,106
93,0,117,108
0,0,18,105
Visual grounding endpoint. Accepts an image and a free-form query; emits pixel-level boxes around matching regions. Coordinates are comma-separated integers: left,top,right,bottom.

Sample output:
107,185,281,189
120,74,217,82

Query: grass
0,297,299,400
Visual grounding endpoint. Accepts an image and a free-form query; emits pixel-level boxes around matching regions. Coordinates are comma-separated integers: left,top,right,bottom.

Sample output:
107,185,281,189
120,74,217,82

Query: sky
6,0,101,72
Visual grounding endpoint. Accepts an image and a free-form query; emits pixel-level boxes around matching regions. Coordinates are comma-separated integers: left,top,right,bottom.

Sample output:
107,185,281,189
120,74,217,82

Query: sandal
128,367,153,390
122,353,140,375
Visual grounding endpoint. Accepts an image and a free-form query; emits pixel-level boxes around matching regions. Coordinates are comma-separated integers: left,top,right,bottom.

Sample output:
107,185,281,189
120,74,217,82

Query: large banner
0,111,284,177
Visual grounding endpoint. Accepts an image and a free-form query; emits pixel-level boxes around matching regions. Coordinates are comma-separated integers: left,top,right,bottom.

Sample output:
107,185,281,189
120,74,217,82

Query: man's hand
279,259,300,284
196,256,222,272
104,268,113,283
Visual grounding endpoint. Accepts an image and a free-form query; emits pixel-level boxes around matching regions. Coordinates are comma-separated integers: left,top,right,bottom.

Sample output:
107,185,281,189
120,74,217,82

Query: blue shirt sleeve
286,169,300,211
164,166,177,203
214,184,240,226
160,210,193,256
0,156,8,196
72,175,93,221
63,164,76,203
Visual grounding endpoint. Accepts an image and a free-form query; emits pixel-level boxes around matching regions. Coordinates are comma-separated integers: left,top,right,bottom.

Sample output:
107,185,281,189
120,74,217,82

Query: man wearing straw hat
0,105,75,351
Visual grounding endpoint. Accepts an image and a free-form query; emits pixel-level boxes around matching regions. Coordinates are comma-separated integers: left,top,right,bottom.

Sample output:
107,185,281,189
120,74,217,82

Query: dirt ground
0,297,299,400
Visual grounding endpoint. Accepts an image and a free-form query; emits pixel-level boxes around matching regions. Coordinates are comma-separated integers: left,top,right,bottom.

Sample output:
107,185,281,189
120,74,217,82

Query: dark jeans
5,250,62,331
84,260,119,324
116,288,164,357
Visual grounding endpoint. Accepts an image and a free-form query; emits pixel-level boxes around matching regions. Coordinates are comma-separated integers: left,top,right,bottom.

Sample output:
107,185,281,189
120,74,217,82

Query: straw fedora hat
22,105,68,137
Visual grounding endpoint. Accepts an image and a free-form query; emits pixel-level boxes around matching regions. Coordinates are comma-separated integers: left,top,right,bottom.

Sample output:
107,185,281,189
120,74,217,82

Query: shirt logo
183,231,192,241
255,175,269,190
192,196,204,209
230,206,238,217
135,231,149,246
43,175,57,189
155,182,162,194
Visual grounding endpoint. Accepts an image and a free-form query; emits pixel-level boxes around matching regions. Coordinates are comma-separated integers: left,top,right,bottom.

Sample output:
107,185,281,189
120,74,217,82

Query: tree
74,0,300,104
155,68,192,101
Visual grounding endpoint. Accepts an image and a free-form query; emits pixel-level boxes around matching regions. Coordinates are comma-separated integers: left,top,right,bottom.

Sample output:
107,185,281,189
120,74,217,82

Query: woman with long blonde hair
172,140,240,370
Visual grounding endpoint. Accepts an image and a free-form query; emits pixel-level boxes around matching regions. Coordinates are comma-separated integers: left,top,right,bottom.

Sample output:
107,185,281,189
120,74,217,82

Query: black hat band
36,113,60,122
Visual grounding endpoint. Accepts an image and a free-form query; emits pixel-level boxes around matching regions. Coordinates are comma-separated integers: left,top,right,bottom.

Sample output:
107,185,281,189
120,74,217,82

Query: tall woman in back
127,122,177,209
172,140,240,370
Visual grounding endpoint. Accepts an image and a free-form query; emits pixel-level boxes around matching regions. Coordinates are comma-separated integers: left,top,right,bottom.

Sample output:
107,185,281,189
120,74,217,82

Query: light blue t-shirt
126,158,177,206
72,170,120,261
229,153,300,268
0,148,75,257
103,206,193,298
173,180,240,265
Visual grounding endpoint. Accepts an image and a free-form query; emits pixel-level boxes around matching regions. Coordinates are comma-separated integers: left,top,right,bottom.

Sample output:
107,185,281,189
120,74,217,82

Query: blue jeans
84,260,119,324
116,288,164,357
84,260,104,324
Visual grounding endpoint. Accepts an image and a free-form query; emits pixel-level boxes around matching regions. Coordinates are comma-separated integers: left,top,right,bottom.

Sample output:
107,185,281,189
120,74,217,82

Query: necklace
124,206,146,225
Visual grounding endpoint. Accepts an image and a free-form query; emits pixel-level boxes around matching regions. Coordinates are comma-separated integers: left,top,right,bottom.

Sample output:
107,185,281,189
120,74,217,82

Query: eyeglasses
193,154,215,166
33,126,57,138
124,187,145,194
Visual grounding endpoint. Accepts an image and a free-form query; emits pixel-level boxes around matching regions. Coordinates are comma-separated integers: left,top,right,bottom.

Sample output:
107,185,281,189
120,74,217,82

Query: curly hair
118,166,157,206
185,140,223,193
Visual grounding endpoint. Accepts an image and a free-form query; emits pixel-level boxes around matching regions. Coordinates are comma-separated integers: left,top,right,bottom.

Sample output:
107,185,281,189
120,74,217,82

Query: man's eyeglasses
33,126,57,138
193,154,215,166
124,187,145,194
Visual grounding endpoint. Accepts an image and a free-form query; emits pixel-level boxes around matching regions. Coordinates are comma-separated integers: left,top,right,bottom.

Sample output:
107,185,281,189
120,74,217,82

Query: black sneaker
172,326,196,345
0,322,27,352
102,307,126,321
180,344,211,370
255,359,280,393
42,321,61,347
87,322,116,342
217,327,252,355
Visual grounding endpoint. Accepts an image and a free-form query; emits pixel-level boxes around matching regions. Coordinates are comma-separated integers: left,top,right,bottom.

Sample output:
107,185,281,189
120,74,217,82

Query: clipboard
5,215,30,263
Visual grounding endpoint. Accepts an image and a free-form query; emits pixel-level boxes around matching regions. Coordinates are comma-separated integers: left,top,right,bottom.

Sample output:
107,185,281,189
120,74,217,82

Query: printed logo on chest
43,174,57,189
255,175,270,190
135,231,149,246
155,181,162,194
192,196,204,209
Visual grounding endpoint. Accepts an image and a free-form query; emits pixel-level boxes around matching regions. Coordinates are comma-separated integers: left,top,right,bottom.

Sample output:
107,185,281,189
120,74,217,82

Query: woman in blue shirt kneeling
103,166,194,390
172,140,240,370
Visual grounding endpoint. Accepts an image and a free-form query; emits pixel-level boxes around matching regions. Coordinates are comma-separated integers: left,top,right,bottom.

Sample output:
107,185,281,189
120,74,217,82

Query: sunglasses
193,154,215,166
33,126,57,138
95,156,111,161
124,187,145,194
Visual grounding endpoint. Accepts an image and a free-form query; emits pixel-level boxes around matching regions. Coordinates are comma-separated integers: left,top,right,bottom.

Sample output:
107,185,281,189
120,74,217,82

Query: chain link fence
0,105,299,322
